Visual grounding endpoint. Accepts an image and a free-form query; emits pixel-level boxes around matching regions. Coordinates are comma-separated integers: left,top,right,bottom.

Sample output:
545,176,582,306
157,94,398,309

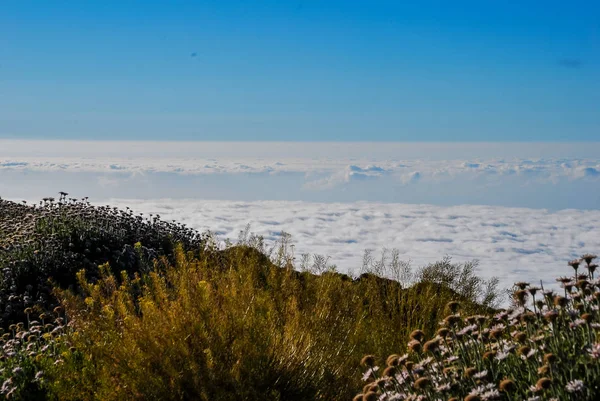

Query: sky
1,0,599,141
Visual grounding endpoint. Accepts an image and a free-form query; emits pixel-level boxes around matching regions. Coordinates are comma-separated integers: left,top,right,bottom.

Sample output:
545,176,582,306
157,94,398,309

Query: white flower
0,378,13,394
458,324,478,336
34,370,44,382
362,366,379,381
417,356,433,367
589,343,600,359
473,370,488,379
565,379,585,393
481,389,500,400
469,384,495,396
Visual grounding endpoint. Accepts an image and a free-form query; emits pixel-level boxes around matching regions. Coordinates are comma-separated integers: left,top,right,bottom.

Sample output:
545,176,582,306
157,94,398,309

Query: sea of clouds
106,198,600,295
2,140,599,297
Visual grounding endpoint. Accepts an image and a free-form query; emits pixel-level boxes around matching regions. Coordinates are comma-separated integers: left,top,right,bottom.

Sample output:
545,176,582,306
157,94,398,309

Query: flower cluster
0,194,206,327
356,254,600,401
0,307,68,399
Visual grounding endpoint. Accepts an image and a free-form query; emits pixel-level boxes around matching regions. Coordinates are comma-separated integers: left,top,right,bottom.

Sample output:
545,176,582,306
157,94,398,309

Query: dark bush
0,195,205,327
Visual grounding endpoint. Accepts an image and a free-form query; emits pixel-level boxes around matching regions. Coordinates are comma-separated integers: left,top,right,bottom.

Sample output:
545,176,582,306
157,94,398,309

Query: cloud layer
2,140,599,210
101,198,600,295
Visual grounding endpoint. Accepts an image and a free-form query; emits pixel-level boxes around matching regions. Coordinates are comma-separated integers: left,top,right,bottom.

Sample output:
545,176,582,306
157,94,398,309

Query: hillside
0,196,513,400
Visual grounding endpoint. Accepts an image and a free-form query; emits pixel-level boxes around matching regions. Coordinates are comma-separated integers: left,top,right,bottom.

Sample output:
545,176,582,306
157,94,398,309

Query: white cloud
100,198,600,297
2,140,600,209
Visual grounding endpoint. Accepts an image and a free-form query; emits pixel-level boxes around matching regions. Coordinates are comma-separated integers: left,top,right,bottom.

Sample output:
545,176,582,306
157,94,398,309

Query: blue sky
1,0,599,141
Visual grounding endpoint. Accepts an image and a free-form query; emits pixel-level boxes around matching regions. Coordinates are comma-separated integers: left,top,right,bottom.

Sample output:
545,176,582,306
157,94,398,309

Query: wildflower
386,354,400,366
397,354,409,365
537,365,550,375
565,379,585,393
1,378,13,394
473,370,488,379
34,371,44,382
589,343,600,359
499,379,516,393
464,367,478,378
490,328,504,339
437,328,450,338
514,289,528,305
517,345,531,356
520,348,535,360
536,377,552,390
422,340,439,354
458,324,478,336
408,340,421,353
435,383,451,392
552,296,568,308
482,351,496,360
383,366,397,377
417,356,434,368
410,330,425,342
569,259,581,270
414,377,431,390
520,312,536,323
361,355,376,367
513,331,527,343
495,350,509,361
443,314,462,327
569,319,587,328
582,254,597,265
361,366,379,381
481,389,501,400
515,281,530,290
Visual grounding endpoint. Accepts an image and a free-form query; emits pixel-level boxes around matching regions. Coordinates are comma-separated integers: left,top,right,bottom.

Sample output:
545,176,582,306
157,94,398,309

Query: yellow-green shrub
46,245,491,401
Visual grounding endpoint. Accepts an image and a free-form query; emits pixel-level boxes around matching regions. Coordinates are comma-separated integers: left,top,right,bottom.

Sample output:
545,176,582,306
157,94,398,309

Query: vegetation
0,196,499,400
356,255,600,401
0,194,205,326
